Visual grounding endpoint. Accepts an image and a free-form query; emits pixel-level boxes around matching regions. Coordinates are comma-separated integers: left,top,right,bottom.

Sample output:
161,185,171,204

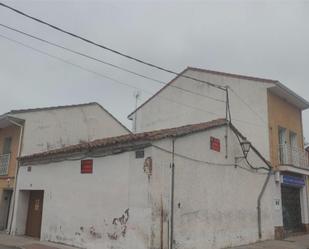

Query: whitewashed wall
13,149,153,249
10,104,129,156
163,127,274,248
12,125,276,249
133,69,272,160
13,190,29,235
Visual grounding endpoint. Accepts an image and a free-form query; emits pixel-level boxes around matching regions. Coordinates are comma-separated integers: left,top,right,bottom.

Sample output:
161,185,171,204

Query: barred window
0,154,10,175
0,137,12,175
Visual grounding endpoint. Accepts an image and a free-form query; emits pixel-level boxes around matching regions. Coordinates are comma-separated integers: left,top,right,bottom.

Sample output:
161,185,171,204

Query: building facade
0,102,129,233
267,90,309,237
0,118,22,231
128,67,309,238
12,119,274,249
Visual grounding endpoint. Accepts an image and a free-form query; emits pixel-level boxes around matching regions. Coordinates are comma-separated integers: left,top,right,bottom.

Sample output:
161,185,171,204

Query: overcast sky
0,0,308,142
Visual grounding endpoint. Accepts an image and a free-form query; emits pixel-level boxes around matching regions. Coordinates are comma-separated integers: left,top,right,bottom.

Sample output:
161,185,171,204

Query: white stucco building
128,67,309,238
0,102,129,234
7,102,130,155
128,67,308,161
12,119,279,249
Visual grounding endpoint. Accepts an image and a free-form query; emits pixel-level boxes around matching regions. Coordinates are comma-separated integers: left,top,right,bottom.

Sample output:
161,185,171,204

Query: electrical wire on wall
229,87,267,125
232,127,270,172
152,144,269,174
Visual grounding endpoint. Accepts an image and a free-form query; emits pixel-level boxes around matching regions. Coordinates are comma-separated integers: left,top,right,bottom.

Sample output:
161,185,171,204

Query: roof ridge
186,67,279,83
127,67,279,117
8,102,99,114
19,118,227,162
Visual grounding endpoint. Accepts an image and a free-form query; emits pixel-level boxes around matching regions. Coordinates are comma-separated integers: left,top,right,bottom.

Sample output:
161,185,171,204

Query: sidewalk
2,232,309,249
0,233,77,249
231,234,309,249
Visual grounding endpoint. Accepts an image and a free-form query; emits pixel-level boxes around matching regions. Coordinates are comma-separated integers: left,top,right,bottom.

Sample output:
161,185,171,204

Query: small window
3,137,12,155
81,159,93,174
135,150,145,158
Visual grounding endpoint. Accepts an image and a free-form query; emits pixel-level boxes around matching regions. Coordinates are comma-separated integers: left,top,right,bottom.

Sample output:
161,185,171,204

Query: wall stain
143,157,152,181
90,226,103,239
108,208,129,240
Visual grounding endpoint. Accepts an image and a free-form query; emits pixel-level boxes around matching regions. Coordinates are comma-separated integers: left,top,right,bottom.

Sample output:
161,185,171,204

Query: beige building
267,88,309,238
0,117,22,231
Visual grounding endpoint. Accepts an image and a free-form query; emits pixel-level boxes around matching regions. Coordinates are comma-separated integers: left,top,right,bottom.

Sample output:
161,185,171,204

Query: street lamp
235,139,251,167
240,140,251,157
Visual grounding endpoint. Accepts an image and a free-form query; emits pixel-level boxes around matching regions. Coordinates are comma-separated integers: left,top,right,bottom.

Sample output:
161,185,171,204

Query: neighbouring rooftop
18,118,228,163
128,67,309,118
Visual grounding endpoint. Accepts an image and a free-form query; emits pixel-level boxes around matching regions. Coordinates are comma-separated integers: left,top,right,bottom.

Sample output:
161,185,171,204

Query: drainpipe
170,139,175,249
7,118,24,235
257,169,272,239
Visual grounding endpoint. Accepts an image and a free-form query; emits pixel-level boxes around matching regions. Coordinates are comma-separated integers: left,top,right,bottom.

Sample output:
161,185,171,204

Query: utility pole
170,139,175,249
133,90,140,133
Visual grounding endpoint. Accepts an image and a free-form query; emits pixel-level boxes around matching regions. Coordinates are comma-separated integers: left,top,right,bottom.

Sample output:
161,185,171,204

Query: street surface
2,233,309,249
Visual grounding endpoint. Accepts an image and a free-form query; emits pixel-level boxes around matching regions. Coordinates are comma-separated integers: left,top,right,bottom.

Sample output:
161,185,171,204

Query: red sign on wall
81,159,93,174
210,137,220,152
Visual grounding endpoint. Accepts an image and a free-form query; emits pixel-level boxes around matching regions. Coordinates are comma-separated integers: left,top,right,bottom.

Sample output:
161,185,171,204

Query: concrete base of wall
274,226,285,240
274,225,309,240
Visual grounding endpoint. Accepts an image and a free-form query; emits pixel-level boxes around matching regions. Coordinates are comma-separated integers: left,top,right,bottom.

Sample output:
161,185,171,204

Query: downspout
7,118,24,235
257,169,272,239
170,138,175,249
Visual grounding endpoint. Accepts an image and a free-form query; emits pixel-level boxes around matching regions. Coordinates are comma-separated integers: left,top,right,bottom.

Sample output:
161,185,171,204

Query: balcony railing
0,153,10,175
279,144,309,169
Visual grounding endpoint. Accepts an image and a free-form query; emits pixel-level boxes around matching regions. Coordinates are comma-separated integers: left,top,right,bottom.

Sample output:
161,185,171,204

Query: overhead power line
0,32,222,118
229,87,267,125
0,31,260,126
2,32,267,128
0,24,164,84
0,32,264,128
0,23,225,104
0,2,226,91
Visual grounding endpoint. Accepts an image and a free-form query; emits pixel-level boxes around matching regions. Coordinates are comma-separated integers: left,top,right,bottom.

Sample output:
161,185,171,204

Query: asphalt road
0,245,20,249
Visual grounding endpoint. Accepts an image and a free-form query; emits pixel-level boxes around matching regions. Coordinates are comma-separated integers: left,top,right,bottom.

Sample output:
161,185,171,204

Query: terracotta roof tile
19,118,227,162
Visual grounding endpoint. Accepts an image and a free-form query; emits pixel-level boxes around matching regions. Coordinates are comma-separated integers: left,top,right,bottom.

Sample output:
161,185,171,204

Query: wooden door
26,191,44,238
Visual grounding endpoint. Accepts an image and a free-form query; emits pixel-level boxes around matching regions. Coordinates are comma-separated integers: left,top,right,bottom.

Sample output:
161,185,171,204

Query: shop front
281,174,308,235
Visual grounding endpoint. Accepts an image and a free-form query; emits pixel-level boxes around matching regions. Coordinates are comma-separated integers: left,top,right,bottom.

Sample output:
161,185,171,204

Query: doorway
282,185,302,233
0,189,13,230
25,190,44,238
